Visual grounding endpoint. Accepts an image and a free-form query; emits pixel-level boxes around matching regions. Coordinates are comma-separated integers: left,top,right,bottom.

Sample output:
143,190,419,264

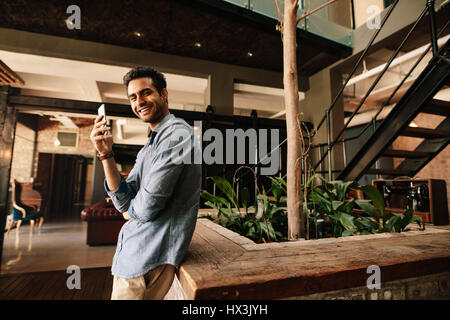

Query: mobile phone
98,104,108,135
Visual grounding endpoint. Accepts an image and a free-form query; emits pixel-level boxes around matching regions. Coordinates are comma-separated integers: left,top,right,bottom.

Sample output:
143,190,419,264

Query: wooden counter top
178,217,450,299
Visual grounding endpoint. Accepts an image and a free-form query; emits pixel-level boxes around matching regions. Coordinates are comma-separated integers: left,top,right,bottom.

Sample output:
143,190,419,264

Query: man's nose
136,95,146,107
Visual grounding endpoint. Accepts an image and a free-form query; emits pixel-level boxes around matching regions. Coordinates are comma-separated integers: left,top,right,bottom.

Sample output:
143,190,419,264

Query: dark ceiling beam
7,93,287,129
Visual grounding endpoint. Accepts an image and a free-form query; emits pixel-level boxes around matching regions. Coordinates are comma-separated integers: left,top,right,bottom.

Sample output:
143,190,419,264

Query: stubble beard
140,102,166,125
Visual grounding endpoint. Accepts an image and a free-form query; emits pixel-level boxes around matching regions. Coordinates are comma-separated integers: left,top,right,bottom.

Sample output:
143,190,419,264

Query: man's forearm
102,157,122,192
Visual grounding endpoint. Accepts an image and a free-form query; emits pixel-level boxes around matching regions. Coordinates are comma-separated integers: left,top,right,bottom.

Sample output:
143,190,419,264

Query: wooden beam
7,94,288,129
0,60,24,85
180,219,450,299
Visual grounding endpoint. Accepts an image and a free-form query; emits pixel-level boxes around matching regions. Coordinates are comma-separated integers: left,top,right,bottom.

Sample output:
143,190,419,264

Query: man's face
127,77,169,124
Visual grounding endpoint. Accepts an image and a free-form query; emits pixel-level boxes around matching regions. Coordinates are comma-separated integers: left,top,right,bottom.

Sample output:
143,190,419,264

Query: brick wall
287,271,450,300
36,116,94,156
10,121,35,183
32,116,95,177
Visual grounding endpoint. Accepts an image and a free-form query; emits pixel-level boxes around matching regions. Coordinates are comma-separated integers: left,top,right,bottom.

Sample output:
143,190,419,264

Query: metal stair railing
312,17,449,172
216,0,445,197
310,0,444,181
229,0,401,194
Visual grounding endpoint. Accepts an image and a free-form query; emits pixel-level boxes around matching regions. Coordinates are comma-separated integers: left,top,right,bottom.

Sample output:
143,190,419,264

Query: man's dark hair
123,66,167,94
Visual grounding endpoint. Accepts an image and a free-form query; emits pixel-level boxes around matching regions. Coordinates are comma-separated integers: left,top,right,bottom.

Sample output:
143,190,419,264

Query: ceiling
1,0,352,120
0,0,351,77
0,49,297,120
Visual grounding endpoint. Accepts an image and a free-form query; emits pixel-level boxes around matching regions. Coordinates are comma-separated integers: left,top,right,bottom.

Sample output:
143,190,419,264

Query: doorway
35,153,88,222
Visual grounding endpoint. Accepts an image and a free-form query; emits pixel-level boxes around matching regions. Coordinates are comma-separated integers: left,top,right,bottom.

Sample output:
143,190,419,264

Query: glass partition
222,0,353,47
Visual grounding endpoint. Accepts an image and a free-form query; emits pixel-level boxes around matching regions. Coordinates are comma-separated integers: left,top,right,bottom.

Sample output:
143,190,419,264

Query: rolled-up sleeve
105,174,137,213
128,124,194,223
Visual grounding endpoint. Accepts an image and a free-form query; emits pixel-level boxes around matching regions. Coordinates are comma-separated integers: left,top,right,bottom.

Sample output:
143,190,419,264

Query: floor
1,219,116,275
0,218,184,300
0,267,113,300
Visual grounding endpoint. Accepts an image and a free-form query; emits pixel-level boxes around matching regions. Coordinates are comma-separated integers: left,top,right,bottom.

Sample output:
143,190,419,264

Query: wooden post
0,85,17,271
284,0,304,239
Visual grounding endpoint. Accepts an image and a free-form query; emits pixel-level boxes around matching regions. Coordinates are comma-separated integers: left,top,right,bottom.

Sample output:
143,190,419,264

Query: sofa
80,200,126,246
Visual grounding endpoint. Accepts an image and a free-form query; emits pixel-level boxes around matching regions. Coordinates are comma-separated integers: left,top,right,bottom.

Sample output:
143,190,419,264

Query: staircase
339,41,450,181
309,0,450,184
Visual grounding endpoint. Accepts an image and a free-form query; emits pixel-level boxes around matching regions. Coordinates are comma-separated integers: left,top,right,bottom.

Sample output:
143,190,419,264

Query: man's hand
90,115,113,155
122,211,132,221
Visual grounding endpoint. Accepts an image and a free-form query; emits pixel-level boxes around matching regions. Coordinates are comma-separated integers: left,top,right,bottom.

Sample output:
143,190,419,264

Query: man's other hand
123,211,132,220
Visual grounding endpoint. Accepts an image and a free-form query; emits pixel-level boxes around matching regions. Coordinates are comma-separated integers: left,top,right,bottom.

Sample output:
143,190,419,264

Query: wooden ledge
178,218,450,300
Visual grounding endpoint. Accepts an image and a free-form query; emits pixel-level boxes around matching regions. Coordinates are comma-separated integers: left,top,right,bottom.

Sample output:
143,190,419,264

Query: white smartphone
98,104,108,135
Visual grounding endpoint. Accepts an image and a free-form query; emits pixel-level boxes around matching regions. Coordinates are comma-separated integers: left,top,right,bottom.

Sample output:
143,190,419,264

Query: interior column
204,71,234,116
0,85,17,270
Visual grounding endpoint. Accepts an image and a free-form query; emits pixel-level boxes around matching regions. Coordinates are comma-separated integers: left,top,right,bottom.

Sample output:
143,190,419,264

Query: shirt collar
148,113,174,144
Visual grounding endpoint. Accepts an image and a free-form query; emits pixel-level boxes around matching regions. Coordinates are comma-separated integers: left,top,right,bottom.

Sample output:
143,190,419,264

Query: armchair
6,179,44,236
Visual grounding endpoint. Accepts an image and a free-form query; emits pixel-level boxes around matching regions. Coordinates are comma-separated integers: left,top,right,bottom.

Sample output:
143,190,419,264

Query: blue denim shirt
105,114,201,279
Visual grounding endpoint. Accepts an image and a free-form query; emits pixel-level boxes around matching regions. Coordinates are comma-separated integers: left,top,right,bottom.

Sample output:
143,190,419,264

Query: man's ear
161,88,168,102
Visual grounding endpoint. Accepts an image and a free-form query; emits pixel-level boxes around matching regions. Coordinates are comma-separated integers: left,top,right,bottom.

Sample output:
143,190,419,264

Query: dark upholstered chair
80,201,126,246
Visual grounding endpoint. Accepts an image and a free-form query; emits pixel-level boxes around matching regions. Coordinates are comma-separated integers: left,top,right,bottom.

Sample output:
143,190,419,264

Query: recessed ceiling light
409,122,418,127
247,52,253,57
194,42,202,48
134,32,143,38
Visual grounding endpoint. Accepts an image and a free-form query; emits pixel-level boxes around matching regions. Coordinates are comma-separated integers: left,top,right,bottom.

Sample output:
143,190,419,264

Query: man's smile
138,105,153,115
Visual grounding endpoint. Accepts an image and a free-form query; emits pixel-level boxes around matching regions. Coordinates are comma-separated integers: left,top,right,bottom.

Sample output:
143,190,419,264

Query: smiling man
90,66,201,300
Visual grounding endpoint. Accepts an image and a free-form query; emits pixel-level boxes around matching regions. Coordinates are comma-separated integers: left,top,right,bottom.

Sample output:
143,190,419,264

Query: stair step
382,149,432,158
421,99,450,117
366,169,411,176
400,127,450,139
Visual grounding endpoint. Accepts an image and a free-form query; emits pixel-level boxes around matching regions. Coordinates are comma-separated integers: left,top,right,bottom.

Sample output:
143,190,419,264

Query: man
90,66,201,300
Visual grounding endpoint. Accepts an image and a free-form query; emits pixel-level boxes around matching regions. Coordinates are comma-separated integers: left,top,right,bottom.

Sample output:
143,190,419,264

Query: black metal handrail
216,0,444,197
310,18,449,151
312,0,400,136
311,0,443,179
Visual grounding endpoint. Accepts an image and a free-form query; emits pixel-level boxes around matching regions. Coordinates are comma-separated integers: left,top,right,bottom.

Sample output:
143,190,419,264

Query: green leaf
209,176,240,211
338,212,356,231
359,185,385,217
201,190,230,208
328,180,357,201
204,201,220,212
311,191,332,213
342,228,357,237
386,214,402,232
275,177,287,192
410,215,425,230
399,208,414,231
382,212,395,228
278,196,287,206
332,200,345,211
355,217,378,230
355,199,380,222
341,200,356,214
269,177,286,200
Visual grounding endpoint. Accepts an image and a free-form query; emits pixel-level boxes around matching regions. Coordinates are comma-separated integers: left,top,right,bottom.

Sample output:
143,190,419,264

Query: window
56,131,78,147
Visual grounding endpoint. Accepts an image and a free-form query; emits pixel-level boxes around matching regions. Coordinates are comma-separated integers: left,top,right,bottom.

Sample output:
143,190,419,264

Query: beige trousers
111,264,175,300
